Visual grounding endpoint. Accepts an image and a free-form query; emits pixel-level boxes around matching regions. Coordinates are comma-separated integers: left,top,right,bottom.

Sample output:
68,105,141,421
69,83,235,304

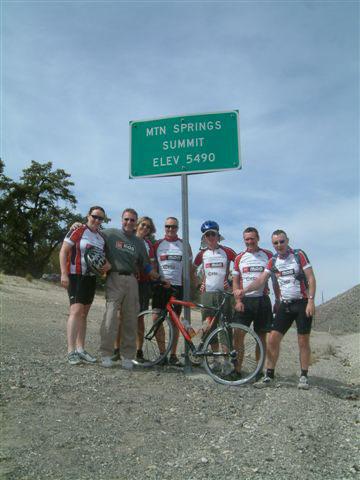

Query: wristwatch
308,295,314,300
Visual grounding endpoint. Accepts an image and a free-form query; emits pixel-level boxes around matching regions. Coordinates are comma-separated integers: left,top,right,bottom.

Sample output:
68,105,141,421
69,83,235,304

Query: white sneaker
262,375,274,385
101,356,116,368
298,375,310,390
67,351,81,366
122,358,134,370
77,350,97,364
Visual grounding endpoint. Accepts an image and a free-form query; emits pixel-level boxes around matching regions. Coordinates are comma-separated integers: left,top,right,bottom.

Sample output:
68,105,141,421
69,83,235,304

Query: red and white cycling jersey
265,248,311,300
194,245,236,292
233,248,273,297
64,225,105,275
154,237,192,286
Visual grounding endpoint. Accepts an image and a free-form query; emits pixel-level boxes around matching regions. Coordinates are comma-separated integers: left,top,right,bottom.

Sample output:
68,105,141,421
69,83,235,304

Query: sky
1,0,359,303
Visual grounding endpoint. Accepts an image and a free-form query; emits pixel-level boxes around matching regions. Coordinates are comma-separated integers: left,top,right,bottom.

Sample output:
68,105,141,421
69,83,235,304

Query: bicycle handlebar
152,280,233,312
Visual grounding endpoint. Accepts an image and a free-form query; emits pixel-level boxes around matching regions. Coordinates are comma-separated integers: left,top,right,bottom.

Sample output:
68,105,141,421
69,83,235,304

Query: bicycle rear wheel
134,310,174,367
202,323,264,386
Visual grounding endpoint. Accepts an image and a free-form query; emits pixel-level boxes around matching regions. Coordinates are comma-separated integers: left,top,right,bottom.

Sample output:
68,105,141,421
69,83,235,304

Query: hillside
314,284,360,334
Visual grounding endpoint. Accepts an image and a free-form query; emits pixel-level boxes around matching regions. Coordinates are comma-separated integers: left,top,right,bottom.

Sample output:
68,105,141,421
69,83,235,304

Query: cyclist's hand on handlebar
234,300,245,312
151,278,170,288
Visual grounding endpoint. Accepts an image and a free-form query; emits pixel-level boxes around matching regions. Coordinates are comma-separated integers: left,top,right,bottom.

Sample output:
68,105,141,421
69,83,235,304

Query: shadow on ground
276,374,359,400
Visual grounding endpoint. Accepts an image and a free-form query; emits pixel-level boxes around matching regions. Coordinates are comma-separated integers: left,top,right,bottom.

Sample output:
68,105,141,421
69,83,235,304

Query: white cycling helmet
84,246,106,275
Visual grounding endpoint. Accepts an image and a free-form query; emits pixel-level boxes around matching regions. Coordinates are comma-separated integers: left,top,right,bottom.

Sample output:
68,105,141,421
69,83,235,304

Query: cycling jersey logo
162,264,175,270
280,269,295,276
115,241,135,253
160,254,182,261
243,266,264,273
205,262,224,268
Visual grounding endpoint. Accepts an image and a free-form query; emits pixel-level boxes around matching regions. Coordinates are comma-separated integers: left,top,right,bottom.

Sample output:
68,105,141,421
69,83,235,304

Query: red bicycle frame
165,296,197,342
165,295,218,343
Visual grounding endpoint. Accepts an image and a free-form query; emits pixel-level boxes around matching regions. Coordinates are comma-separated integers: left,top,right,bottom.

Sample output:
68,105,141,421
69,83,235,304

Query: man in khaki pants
100,208,157,370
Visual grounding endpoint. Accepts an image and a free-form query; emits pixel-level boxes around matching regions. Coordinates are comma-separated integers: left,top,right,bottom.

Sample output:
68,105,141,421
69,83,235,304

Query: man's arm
234,271,271,299
270,274,281,300
232,274,245,312
304,267,316,317
270,273,281,313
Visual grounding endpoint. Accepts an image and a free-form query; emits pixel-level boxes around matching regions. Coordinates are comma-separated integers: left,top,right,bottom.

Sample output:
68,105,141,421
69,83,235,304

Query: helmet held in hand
84,246,106,275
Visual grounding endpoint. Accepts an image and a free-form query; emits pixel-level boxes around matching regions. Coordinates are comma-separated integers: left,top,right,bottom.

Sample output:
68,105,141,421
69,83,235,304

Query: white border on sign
129,110,241,179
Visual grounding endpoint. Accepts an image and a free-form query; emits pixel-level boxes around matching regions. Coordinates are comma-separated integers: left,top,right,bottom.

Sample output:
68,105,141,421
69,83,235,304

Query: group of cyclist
60,206,316,390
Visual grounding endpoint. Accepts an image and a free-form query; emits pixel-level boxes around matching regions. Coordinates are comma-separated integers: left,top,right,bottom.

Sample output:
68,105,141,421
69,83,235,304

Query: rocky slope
314,284,360,334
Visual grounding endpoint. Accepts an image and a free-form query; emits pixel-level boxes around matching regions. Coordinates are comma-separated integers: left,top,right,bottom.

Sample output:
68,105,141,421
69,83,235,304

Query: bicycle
134,289,265,386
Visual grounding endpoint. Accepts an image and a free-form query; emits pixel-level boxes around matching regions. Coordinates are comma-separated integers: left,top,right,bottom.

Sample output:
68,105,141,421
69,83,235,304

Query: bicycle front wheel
202,323,264,386
134,310,174,367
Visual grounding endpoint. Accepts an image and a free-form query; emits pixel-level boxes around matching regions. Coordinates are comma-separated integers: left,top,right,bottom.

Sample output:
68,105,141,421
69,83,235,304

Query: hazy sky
2,0,359,302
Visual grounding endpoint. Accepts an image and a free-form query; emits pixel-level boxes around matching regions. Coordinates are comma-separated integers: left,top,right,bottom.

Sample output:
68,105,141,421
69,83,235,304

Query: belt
282,299,307,304
111,271,132,276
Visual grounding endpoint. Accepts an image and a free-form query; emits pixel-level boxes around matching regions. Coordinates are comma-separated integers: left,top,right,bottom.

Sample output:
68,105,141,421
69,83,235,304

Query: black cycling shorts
138,281,152,312
68,274,97,306
233,296,272,334
152,284,183,316
272,300,312,335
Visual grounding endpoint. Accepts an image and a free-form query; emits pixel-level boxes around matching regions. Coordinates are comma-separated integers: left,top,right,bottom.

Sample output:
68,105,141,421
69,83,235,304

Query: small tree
0,160,82,277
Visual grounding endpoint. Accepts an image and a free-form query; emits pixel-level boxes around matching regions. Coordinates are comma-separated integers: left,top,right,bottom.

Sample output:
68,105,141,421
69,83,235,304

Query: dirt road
1,276,359,479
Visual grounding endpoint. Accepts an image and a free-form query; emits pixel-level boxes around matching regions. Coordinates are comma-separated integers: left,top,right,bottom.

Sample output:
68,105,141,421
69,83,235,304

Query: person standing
194,220,236,326
112,216,157,363
192,221,236,374
152,216,192,366
232,227,280,375
135,216,157,362
59,206,110,365
234,229,316,389
100,208,157,369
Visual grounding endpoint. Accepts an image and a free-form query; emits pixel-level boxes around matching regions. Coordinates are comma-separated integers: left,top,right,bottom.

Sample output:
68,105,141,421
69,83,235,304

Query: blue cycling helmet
201,220,219,233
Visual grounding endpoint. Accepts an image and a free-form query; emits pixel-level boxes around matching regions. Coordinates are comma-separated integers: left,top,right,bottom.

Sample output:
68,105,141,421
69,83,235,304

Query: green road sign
129,111,241,178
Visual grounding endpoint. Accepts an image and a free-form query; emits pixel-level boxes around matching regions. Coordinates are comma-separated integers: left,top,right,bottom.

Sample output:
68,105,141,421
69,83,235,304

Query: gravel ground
1,276,359,480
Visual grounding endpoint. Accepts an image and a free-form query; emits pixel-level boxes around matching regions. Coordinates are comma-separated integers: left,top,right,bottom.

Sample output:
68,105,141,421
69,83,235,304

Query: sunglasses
165,225,178,229
140,223,151,229
123,218,136,223
273,239,286,245
91,214,104,221
205,231,217,237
